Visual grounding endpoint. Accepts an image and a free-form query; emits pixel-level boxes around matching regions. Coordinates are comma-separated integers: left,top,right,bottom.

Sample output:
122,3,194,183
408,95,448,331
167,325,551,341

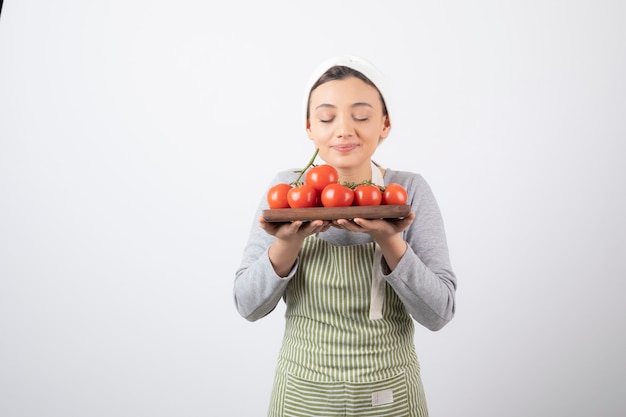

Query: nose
336,115,355,139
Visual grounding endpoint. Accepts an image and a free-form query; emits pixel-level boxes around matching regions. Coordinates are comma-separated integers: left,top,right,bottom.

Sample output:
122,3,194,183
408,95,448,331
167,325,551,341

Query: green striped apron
268,236,428,417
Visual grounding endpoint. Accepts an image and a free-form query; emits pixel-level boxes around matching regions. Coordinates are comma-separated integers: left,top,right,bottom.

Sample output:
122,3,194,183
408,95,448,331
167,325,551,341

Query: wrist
376,234,408,271
268,239,302,278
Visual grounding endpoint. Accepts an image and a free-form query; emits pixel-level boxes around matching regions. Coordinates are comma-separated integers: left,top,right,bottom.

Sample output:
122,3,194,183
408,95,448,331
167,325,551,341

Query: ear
379,115,392,139
306,118,313,139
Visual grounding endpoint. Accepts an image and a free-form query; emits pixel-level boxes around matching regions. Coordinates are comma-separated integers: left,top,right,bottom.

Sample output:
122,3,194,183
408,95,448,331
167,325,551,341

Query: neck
337,161,372,185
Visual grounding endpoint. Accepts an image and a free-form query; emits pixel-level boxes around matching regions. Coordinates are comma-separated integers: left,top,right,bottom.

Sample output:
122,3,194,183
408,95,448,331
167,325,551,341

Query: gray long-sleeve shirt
234,168,457,331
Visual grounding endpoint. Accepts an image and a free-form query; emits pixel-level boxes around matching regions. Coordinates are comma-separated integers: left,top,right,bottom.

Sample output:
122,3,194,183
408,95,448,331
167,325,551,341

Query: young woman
234,55,457,416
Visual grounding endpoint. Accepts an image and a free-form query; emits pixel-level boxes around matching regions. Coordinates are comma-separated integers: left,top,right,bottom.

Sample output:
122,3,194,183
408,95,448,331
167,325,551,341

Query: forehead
309,77,381,107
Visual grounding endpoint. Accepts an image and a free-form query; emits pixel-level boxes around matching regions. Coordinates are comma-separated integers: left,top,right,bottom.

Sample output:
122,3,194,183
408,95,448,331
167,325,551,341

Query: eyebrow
314,102,374,111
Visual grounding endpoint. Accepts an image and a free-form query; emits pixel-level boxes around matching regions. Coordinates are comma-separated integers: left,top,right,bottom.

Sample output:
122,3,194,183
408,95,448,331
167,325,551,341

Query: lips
332,144,358,152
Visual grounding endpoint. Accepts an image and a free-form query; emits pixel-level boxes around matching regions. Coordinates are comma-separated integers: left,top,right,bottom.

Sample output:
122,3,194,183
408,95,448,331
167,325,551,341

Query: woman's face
306,76,390,180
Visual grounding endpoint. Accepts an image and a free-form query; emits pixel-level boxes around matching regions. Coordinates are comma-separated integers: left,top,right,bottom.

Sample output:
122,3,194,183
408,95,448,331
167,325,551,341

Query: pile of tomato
267,164,408,209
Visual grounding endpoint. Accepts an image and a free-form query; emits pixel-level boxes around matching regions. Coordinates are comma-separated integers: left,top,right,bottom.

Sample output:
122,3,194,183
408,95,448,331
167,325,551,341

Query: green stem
293,148,319,184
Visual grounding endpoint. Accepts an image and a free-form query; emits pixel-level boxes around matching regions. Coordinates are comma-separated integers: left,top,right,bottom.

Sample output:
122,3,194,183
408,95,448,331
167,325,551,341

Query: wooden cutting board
262,204,411,222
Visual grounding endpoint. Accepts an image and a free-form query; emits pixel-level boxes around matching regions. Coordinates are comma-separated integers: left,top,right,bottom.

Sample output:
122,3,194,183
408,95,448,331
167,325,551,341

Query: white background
1,1,625,416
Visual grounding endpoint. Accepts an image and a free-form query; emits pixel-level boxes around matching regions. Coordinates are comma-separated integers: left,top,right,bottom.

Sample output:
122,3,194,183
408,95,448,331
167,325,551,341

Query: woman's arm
233,218,293,321
381,172,457,331
233,171,329,321
233,172,294,321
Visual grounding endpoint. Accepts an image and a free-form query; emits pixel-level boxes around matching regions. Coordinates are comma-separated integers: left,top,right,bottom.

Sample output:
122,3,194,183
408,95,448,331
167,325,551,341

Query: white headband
303,55,391,126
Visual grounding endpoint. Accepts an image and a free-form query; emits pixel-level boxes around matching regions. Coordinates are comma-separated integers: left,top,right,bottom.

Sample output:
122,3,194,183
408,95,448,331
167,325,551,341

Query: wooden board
262,204,411,223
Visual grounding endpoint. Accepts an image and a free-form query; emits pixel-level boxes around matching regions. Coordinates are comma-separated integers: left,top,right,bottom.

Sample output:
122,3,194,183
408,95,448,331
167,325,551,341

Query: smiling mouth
332,144,358,152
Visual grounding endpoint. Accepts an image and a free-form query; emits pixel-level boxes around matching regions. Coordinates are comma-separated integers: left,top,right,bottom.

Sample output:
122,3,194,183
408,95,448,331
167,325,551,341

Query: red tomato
287,184,317,208
382,183,408,205
267,183,293,209
353,184,382,206
305,164,339,193
321,183,354,207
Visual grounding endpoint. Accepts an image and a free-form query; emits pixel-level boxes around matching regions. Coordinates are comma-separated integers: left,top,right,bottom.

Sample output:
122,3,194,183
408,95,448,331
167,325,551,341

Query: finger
311,220,331,233
395,213,416,228
337,219,363,233
259,217,277,233
334,219,352,227
384,216,414,233
290,220,304,232
352,217,372,228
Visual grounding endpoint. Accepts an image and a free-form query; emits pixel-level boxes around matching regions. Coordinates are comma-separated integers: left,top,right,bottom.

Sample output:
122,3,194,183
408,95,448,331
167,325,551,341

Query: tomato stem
293,148,319,185
342,179,383,190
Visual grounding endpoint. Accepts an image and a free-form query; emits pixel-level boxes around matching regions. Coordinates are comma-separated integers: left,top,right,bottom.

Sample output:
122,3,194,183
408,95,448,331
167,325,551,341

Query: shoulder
271,168,302,185
383,169,438,207
384,169,430,191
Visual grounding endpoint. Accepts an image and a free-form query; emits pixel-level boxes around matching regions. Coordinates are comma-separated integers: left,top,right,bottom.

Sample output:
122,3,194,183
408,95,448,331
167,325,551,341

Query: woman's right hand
259,217,330,277
259,217,330,242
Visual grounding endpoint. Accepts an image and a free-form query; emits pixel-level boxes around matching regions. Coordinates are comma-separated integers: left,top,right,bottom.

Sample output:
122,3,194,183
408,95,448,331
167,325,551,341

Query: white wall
1,1,625,416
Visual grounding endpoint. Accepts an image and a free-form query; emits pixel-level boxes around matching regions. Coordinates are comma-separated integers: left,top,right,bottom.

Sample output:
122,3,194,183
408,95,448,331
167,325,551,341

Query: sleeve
380,173,457,331
233,171,298,321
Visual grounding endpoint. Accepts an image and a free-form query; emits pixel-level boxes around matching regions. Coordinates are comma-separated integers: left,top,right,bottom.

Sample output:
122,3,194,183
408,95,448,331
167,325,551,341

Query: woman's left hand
333,212,416,271
332,212,415,240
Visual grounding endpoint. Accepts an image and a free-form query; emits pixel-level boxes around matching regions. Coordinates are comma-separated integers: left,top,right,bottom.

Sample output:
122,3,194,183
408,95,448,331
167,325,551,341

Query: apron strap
370,161,384,187
369,243,385,320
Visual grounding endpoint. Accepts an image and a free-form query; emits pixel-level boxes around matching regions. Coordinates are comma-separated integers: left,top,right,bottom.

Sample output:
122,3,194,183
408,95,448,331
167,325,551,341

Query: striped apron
268,236,428,416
